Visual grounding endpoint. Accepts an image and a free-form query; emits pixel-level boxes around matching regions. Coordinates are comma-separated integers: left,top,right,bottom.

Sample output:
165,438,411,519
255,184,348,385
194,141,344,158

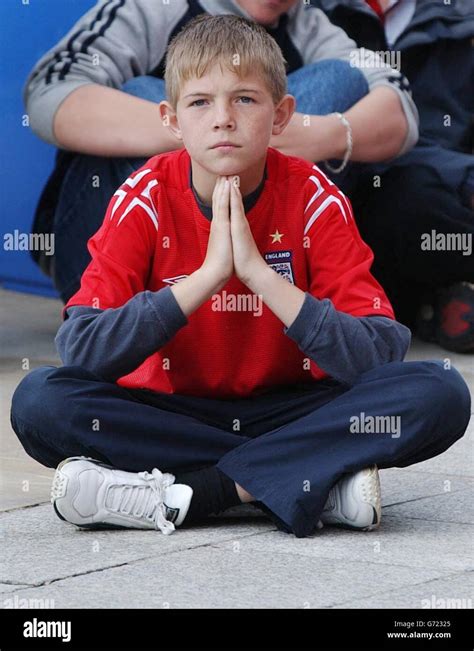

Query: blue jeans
52,60,369,302
10,360,471,537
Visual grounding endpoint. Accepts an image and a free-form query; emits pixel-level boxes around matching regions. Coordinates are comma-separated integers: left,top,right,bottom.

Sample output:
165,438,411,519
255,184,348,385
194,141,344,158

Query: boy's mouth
211,141,241,149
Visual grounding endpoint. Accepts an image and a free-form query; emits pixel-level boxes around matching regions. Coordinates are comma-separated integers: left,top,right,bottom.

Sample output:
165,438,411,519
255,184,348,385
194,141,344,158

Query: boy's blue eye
189,96,255,107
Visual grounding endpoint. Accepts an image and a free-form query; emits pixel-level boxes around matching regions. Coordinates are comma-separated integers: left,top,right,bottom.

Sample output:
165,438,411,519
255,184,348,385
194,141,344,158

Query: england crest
264,250,295,284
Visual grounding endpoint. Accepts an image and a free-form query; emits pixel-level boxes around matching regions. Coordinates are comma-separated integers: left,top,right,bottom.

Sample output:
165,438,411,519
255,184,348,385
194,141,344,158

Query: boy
11,15,470,538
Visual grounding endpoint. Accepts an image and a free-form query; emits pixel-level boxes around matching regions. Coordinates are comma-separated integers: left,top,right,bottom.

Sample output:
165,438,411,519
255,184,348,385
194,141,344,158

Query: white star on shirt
270,229,284,243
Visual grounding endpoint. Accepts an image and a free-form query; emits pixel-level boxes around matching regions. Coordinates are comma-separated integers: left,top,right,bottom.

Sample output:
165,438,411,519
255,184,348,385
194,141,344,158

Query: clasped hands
202,175,267,291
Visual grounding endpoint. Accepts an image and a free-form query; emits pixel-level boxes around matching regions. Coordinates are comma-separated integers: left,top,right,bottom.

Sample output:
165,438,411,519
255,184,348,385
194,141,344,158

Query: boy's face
160,64,295,183
236,0,299,27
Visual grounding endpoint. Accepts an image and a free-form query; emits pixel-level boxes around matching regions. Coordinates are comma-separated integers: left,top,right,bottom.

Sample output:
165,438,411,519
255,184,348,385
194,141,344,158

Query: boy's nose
212,106,235,128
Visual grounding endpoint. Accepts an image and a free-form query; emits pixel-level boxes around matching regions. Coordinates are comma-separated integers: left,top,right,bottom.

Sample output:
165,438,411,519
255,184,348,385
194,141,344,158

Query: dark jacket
314,0,473,156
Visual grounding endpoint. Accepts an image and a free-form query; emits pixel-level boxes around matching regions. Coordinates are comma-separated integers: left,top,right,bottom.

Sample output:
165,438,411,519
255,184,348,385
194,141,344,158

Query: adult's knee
289,59,369,114
121,75,167,103
306,58,367,86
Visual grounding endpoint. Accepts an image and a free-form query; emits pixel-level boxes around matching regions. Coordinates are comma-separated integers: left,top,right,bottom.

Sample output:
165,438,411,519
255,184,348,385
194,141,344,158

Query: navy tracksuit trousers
10,360,471,537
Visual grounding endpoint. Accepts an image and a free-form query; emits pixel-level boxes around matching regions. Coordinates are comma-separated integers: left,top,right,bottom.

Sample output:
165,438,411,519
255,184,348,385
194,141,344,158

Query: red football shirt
65,147,394,398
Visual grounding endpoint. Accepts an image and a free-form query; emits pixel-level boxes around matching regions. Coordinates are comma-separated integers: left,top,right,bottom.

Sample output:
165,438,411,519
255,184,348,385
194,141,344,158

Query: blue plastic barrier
0,0,96,297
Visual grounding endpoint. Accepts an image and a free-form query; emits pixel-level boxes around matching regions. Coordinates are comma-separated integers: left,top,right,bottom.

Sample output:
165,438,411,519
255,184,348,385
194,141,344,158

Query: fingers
212,176,230,223
212,175,229,196
229,176,245,223
211,175,244,226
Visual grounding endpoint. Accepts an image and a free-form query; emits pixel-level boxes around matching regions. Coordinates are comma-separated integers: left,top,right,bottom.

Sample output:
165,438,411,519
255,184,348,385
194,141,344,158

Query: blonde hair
164,14,288,109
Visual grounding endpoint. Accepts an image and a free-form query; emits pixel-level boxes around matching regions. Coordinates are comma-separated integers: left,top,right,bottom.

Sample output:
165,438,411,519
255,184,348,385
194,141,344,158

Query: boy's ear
159,100,182,141
271,94,296,136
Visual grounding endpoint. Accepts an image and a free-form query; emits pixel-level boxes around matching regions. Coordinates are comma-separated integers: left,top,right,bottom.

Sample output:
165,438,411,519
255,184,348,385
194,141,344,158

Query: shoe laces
106,468,176,535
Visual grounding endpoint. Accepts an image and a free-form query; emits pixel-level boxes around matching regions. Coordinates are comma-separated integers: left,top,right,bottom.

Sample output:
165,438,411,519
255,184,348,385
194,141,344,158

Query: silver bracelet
324,112,353,174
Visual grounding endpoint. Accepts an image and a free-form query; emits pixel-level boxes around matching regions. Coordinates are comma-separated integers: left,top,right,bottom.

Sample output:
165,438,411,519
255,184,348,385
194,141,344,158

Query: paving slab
0,503,275,585
0,457,54,511
335,571,474,609
0,543,451,609
0,289,62,363
0,583,31,595
379,468,473,506
383,485,474,525
214,516,473,573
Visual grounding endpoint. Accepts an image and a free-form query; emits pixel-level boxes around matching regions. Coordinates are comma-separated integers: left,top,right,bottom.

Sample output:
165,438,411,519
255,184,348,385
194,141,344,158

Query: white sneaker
50,456,193,535
321,465,381,531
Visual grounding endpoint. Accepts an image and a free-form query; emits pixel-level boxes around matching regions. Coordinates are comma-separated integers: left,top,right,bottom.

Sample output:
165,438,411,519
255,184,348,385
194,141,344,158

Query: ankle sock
174,466,241,524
